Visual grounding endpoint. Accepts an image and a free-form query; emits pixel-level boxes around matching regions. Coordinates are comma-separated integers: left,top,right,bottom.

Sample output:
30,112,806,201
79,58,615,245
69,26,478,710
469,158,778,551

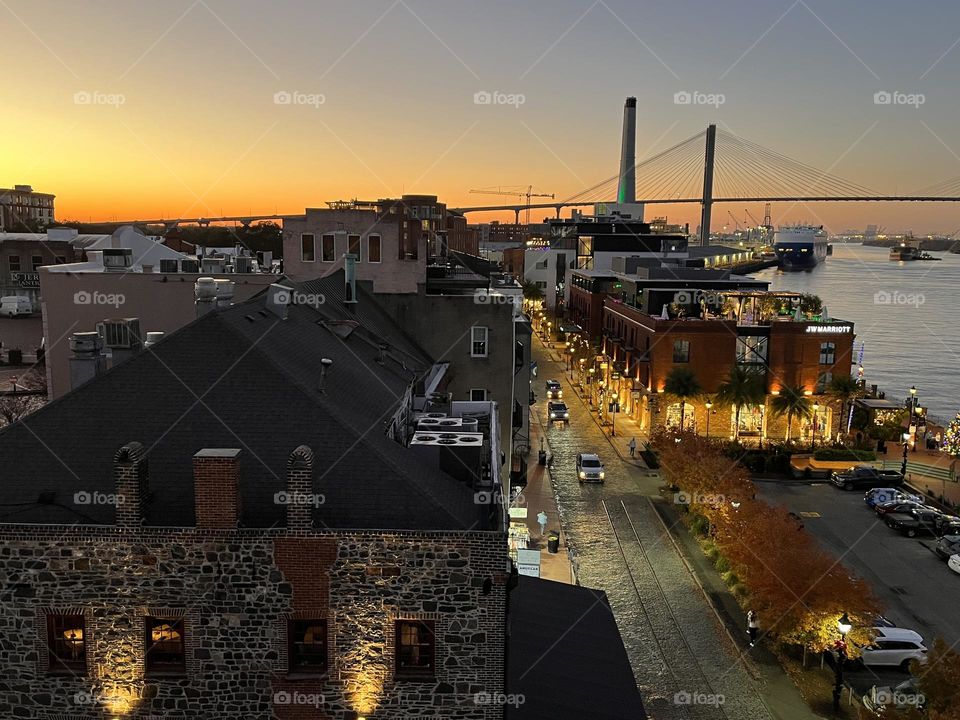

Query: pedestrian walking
628,437,637,457
747,610,759,647
536,511,548,537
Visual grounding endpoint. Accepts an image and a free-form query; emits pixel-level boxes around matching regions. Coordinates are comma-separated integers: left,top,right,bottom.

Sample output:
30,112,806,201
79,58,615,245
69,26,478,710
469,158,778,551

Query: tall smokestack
617,97,637,204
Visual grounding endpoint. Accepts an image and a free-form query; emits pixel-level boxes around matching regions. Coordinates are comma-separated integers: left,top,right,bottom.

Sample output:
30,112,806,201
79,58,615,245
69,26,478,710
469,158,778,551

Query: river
753,243,959,423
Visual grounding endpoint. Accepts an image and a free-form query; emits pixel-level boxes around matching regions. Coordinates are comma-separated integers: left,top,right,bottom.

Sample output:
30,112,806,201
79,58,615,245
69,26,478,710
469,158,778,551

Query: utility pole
699,124,717,247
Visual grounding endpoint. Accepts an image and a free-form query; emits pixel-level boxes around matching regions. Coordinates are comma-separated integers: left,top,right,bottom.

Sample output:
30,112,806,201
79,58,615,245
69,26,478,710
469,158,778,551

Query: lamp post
900,431,911,476
812,403,819,451
705,401,713,438
909,386,919,453
832,612,852,711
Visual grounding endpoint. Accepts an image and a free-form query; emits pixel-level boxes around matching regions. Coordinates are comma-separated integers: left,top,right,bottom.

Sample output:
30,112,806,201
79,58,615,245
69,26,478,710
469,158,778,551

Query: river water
753,243,959,423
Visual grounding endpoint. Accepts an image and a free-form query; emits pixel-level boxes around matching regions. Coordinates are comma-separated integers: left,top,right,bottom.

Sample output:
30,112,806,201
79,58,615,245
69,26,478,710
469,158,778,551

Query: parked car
831,466,903,491
874,499,927,517
862,677,925,716
547,401,570,424
545,380,563,399
934,534,960,560
859,627,927,670
936,515,960,537
0,295,32,318
576,453,605,483
885,507,949,538
864,487,922,509
949,554,960,575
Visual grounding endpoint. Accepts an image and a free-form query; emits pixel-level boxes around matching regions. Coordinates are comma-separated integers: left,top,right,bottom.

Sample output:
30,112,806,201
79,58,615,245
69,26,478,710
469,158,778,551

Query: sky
5,0,960,233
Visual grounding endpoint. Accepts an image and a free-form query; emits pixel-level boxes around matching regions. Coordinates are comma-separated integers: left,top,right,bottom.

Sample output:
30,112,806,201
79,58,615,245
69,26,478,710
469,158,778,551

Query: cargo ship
773,225,828,270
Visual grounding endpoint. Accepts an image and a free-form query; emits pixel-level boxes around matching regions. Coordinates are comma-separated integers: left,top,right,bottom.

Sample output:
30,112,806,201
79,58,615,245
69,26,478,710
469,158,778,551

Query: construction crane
727,210,741,232
469,185,554,224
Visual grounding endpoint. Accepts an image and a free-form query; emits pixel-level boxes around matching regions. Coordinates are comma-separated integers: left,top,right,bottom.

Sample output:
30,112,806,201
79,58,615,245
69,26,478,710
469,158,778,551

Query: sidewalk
517,411,574,584
534,334,652,473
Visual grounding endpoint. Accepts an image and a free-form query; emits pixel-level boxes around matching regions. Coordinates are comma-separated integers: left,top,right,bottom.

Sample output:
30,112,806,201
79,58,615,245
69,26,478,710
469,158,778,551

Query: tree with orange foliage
890,639,960,720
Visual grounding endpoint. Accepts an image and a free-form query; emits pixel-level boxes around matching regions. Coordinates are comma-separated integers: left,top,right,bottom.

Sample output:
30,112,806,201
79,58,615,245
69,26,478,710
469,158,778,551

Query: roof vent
318,358,333,393
195,277,217,317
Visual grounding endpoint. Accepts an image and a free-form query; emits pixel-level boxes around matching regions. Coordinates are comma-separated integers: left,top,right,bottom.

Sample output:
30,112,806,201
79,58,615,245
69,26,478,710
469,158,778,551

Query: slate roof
507,577,646,720
0,273,485,531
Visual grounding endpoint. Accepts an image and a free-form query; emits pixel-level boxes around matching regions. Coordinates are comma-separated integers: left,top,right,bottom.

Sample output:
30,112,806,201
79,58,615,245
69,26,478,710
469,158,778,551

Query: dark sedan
935,535,960,560
875,500,927,517
886,508,952,538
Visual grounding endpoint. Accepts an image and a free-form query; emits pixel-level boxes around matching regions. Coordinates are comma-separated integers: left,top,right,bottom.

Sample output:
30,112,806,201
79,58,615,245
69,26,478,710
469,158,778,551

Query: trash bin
538,450,547,466
7,349,22,365
547,531,560,554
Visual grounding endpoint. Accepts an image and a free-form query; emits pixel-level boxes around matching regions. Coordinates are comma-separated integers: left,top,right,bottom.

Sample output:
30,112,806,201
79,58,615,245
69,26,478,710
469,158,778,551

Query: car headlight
549,413,556,418
557,391,563,398
564,412,569,418
579,471,586,479
599,471,605,479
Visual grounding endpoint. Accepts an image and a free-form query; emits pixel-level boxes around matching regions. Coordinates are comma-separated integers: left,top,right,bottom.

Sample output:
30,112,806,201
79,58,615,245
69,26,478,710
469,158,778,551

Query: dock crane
469,186,554,224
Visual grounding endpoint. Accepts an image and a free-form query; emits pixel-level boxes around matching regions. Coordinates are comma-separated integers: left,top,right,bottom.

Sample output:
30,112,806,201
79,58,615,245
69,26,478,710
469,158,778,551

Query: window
471,326,489,358
470,389,487,401
288,619,328,675
47,614,86,673
819,342,836,365
8,255,21,272
535,259,548,270
367,234,381,263
321,234,336,262
672,340,690,363
348,234,361,260
300,234,315,262
737,336,768,365
535,281,547,290
145,617,186,674
31,255,44,271
816,371,832,393
395,620,435,679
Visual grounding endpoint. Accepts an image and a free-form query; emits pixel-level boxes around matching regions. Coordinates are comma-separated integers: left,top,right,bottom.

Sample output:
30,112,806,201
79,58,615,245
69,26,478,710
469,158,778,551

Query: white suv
576,453,605,483
860,627,928,670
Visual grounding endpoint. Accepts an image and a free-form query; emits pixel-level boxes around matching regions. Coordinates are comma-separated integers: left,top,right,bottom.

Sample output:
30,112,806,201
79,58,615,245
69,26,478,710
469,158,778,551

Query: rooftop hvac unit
96,318,142,349
102,248,133,271
201,257,225,273
180,258,200,273
411,432,484,446
435,418,463,429
234,256,253,273
159,259,179,273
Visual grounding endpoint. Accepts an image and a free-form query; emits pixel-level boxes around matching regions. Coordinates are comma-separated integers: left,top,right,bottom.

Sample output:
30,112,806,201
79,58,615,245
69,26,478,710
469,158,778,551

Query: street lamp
812,403,820,450
705,401,713,438
900,431,911,476
832,612,851,711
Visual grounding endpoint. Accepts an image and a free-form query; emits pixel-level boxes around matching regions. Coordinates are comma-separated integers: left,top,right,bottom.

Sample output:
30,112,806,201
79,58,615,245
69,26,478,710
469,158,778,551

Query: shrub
714,555,731,573
722,570,739,586
690,515,711,537
731,583,749,600
705,546,721,563
813,448,876,462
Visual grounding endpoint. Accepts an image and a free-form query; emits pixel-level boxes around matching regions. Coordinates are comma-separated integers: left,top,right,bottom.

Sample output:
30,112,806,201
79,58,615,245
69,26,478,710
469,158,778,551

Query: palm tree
716,366,766,440
770,385,813,442
664,367,703,431
828,374,861,436
521,280,544,303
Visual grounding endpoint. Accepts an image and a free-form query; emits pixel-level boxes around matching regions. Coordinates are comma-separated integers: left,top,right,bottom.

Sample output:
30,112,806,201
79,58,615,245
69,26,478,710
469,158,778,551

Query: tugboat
890,239,941,261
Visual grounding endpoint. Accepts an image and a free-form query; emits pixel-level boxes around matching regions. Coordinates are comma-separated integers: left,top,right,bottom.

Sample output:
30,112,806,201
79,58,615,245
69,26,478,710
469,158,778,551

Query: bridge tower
699,124,717,246
616,97,637,204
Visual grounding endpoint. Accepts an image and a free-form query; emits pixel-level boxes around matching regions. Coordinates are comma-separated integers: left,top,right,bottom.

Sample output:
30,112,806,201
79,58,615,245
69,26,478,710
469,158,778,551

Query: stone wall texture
0,526,507,720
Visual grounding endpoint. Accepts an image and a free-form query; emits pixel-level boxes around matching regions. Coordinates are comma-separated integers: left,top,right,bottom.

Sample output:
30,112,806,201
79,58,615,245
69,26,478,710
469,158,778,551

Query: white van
0,296,33,318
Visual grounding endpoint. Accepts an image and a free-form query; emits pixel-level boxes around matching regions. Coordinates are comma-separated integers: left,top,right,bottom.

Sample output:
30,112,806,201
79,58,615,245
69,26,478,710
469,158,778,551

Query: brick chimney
193,449,242,528
114,441,148,527
286,445,315,530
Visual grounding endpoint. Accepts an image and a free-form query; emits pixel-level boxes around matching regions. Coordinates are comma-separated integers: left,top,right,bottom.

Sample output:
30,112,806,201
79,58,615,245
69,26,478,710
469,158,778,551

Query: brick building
0,184,55,231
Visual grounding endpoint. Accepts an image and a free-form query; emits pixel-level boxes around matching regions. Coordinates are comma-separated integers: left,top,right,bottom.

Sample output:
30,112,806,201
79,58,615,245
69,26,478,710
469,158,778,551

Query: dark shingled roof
0,273,486,531
507,577,646,719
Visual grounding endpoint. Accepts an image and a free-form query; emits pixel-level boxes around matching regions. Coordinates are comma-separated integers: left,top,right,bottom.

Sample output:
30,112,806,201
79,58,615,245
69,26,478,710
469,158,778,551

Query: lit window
819,342,836,365
367,234,381,263
395,620,435,679
47,614,86,673
300,234,315,262
471,327,489,358
321,234,336,262
288,619,328,675
145,617,185,674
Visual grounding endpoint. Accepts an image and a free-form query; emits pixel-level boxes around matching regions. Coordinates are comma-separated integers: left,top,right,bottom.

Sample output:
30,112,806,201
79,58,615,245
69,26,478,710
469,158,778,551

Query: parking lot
757,480,960,650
